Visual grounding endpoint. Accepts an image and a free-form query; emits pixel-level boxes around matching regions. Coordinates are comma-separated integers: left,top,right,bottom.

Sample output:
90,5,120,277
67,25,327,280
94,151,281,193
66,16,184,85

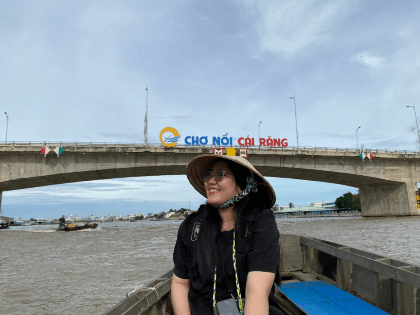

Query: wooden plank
103,269,173,315
103,290,150,315
280,234,302,273
291,271,319,282
300,237,420,289
123,277,172,315
274,286,308,315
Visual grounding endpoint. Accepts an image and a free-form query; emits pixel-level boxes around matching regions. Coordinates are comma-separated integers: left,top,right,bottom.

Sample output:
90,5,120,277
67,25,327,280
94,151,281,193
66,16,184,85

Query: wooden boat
0,222,9,229
103,233,420,315
57,223,98,232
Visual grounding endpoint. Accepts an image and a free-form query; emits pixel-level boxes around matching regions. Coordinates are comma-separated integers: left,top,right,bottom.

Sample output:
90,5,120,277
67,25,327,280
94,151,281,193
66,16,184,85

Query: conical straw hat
186,154,276,208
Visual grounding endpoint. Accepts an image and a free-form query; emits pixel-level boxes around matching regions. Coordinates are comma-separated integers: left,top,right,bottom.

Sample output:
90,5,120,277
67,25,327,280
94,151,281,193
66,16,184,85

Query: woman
172,154,284,315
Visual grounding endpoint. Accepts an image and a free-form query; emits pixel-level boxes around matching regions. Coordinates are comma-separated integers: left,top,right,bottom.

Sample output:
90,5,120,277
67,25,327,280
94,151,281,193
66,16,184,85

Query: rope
126,282,161,300
212,227,244,314
233,228,244,313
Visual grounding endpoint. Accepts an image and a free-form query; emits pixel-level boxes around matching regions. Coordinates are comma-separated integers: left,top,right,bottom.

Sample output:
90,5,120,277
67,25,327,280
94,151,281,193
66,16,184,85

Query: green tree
288,203,294,208
335,192,361,210
156,211,166,219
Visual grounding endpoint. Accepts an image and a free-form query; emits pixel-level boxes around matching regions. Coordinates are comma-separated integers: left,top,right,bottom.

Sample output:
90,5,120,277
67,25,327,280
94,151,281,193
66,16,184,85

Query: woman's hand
171,273,191,315
244,271,275,315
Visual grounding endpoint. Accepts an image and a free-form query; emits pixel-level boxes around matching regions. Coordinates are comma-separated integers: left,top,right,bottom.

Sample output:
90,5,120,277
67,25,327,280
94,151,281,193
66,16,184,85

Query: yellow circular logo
159,127,180,147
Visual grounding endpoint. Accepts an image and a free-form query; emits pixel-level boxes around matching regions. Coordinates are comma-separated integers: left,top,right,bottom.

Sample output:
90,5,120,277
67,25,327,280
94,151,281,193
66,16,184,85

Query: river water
1,216,420,314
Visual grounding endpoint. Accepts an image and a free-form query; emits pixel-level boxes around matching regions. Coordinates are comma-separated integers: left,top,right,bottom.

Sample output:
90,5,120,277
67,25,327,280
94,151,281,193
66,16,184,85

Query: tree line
335,192,361,210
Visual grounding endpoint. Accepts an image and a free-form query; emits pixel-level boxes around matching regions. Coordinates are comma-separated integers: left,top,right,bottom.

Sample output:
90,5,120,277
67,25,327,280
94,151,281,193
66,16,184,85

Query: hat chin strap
216,177,258,210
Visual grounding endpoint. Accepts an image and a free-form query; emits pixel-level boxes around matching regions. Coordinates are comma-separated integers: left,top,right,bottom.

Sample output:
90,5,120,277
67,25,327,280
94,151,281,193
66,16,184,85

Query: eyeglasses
203,170,230,182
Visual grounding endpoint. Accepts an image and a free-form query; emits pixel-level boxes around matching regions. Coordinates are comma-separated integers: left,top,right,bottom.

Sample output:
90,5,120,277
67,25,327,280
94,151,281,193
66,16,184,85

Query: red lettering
259,138,266,146
281,139,288,147
238,137,245,146
273,138,281,147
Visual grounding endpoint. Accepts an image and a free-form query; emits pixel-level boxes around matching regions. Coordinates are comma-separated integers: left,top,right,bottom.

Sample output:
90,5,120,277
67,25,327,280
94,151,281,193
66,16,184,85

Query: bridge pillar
359,182,420,216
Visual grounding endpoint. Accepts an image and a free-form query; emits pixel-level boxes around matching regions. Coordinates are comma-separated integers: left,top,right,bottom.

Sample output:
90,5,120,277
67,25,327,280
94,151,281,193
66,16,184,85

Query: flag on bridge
54,146,64,157
214,148,223,155
226,148,236,156
40,146,50,157
359,152,365,160
367,152,374,160
239,148,248,158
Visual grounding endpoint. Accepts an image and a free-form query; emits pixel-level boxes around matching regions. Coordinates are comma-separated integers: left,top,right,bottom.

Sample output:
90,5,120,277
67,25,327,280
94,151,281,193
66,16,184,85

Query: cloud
350,51,385,69
238,0,352,56
4,176,200,205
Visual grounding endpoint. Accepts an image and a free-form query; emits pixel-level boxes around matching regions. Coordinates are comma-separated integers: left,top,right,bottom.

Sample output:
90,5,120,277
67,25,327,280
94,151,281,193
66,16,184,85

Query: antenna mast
144,86,148,145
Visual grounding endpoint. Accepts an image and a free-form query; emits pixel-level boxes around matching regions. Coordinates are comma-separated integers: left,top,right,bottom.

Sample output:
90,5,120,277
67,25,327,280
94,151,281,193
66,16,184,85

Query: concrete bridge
1,142,420,217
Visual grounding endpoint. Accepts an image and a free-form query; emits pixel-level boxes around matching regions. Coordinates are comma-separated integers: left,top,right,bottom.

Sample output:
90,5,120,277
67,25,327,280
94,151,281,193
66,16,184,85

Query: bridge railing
0,141,419,156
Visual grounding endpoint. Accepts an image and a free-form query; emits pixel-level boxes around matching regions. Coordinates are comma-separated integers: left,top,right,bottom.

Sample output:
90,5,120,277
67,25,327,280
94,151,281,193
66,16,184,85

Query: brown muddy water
1,216,420,314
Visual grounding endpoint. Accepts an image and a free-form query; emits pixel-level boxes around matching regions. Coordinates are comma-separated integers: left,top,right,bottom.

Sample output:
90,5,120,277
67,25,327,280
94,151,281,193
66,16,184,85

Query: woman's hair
196,158,271,282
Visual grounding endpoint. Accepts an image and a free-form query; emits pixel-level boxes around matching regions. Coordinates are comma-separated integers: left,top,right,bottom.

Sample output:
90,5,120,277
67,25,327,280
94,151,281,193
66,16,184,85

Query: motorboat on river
0,221,9,229
57,223,98,232
103,233,420,315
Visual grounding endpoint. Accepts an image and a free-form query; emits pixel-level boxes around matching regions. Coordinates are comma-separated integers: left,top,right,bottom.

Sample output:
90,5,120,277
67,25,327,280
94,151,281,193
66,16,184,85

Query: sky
1,0,420,219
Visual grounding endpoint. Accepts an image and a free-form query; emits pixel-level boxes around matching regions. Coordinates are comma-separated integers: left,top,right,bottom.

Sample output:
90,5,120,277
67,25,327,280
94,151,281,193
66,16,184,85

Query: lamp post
144,86,148,145
258,121,262,148
4,112,8,143
290,95,299,148
356,126,361,151
407,104,420,144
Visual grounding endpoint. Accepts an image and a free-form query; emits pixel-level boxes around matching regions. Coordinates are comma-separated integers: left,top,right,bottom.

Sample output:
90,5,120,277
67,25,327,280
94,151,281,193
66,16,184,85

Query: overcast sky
2,0,420,219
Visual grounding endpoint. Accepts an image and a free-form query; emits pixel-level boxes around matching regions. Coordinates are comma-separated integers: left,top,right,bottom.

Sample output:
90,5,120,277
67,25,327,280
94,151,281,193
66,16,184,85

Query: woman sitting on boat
172,155,284,315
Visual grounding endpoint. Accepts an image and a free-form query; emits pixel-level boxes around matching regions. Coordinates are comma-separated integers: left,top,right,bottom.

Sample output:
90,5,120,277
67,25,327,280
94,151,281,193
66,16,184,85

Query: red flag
40,146,50,157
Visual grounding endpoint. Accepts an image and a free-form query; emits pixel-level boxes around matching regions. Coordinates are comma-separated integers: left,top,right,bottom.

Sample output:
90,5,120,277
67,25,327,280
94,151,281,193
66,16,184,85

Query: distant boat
56,223,98,232
9,221,22,226
0,221,9,229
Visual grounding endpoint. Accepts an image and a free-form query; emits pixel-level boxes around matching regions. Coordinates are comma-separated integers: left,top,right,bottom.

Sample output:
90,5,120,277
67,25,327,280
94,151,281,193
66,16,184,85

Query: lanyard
212,227,244,314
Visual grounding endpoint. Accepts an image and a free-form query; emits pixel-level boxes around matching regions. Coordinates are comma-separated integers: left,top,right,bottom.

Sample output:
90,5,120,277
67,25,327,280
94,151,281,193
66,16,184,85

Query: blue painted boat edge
277,282,354,315
277,282,390,315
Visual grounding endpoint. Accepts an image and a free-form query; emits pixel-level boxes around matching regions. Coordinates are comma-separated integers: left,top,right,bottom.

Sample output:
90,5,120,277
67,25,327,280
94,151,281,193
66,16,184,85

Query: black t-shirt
173,209,283,315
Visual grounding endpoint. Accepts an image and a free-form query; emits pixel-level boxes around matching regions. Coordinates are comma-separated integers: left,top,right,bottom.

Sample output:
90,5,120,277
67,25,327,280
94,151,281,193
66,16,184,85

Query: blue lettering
192,136,199,145
199,136,208,145
221,136,229,145
213,137,221,146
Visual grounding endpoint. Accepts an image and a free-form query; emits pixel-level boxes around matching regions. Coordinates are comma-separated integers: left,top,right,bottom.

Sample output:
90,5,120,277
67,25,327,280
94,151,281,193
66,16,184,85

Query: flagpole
356,126,361,151
144,86,148,145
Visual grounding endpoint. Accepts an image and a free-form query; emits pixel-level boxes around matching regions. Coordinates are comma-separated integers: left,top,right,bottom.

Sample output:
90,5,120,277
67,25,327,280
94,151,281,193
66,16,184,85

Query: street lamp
4,112,8,143
258,121,262,148
290,95,299,148
407,104,420,144
356,126,361,151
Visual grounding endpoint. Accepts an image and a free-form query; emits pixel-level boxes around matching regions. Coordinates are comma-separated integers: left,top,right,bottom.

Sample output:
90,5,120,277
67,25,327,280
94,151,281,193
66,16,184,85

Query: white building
166,211,176,218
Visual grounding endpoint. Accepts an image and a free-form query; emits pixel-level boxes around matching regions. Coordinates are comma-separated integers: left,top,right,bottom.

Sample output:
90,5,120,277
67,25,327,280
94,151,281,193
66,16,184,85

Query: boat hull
57,223,98,232
104,233,420,315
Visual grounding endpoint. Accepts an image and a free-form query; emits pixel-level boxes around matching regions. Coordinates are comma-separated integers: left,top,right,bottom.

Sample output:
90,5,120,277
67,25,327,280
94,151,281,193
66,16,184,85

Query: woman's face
204,161,241,207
